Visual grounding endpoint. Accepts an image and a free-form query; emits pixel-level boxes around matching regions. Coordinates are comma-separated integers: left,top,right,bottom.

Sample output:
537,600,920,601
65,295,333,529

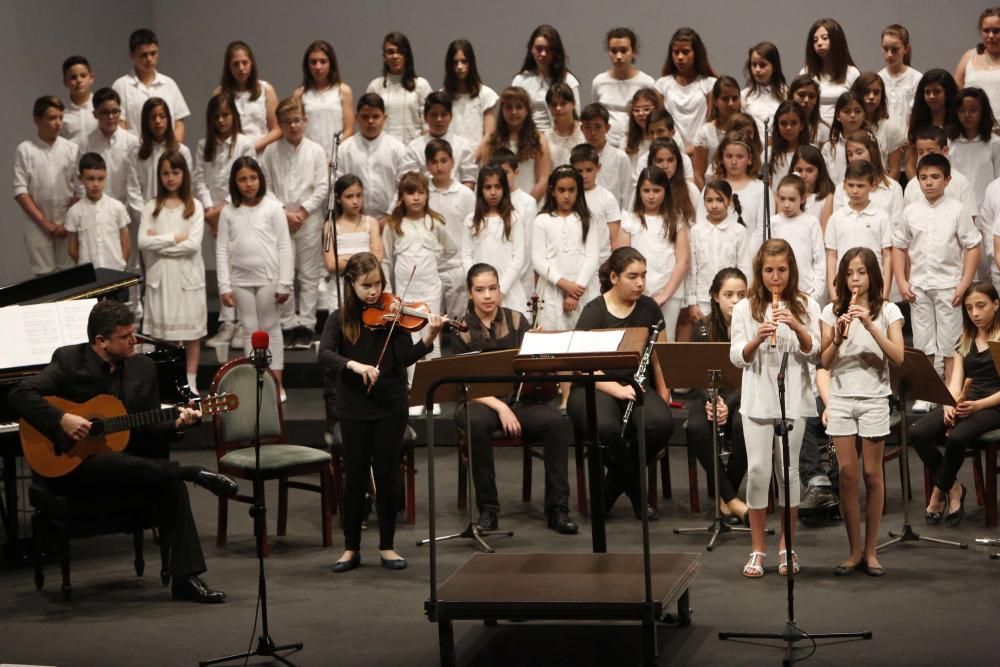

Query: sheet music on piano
0,299,97,369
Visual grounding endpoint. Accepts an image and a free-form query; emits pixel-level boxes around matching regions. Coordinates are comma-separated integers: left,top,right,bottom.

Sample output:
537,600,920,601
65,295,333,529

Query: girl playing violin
318,251,443,573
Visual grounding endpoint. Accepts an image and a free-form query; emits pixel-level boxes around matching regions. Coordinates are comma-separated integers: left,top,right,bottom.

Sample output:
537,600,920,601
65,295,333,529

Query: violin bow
369,266,417,394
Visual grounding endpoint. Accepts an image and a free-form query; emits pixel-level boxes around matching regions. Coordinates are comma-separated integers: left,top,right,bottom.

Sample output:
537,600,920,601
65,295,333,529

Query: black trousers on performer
338,413,409,551
453,401,571,515
52,452,207,578
686,400,747,504
567,388,673,512
909,406,1000,494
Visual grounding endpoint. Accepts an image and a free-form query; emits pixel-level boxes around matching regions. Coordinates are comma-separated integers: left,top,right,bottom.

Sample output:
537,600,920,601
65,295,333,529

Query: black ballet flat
945,484,967,527
925,508,944,525
833,562,861,577
380,556,407,571
331,554,361,573
722,513,744,527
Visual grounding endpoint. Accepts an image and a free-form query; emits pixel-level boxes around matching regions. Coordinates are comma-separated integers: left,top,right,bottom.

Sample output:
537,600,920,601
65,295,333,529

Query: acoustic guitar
20,393,239,478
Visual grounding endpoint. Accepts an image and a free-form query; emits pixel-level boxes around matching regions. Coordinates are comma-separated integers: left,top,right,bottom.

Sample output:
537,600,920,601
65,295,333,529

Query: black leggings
339,413,408,551
686,400,748,504
567,387,673,509
909,406,1000,494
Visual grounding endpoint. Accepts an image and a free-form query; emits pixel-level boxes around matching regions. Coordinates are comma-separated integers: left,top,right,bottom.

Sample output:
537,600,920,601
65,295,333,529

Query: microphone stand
200,347,303,667
720,352,871,665
323,131,344,313
760,118,772,243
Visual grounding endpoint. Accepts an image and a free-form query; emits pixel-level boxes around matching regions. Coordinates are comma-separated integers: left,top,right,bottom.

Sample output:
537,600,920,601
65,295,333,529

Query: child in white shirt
126,98,193,221
83,88,139,206
571,144,620,272
878,25,922,131
769,175,826,302
825,161,894,299
742,43,787,142
511,25,581,131
544,83,585,168
895,154,982,387
337,93,407,223
399,92,477,187
490,149,539,301
687,180,752,320
367,32,433,144
655,28,717,150
693,76,742,188
60,56,96,147
591,28,656,148
113,29,190,141
260,97,329,349
581,103,632,207
442,39,498,152
13,96,79,275
215,40,282,154
426,140,475,317
66,153,130,276
295,40,356,162
950,87,1000,209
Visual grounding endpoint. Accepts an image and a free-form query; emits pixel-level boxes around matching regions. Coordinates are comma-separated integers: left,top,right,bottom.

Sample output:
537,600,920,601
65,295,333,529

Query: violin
514,294,559,404
362,292,468,333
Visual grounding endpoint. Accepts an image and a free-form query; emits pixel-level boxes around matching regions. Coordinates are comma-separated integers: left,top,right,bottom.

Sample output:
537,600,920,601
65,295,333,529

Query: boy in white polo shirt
60,56,97,148
13,96,79,276
113,29,190,142
66,153,130,299
336,93,407,225
895,153,981,398
825,160,894,300
400,92,477,188
580,103,632,207
425,139,474,317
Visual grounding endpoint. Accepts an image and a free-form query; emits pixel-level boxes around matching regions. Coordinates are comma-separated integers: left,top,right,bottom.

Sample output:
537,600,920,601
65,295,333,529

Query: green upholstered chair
210,358,333,556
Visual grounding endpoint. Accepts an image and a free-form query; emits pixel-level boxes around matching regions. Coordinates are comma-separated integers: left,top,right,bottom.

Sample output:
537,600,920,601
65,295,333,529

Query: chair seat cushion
220,444,331,471
29,483,151,520
974,428,1000,444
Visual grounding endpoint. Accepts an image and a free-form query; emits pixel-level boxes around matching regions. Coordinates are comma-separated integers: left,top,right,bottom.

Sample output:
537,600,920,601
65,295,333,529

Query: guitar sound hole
89,419,106,437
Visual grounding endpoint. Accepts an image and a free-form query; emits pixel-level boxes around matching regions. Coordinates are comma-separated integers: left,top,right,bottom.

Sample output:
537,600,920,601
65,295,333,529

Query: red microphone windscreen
250,330,269,351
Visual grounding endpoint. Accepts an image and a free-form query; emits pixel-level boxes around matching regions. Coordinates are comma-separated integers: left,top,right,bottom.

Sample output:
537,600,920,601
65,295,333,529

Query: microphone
250,330,272,370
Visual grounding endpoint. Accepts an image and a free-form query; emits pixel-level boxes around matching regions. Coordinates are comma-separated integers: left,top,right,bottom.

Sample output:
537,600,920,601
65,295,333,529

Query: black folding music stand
660,342,774,550
877,347,967,552
411,350,517,552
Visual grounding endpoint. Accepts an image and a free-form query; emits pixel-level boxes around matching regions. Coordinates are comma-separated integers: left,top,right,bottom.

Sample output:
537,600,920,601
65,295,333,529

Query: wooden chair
327,422,418,526
211,358,334,556
29,479,168,601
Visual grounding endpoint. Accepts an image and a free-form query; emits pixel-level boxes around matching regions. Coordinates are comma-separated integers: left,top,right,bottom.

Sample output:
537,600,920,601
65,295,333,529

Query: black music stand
412,350,517,552
877,347,967,552
660,342,772,549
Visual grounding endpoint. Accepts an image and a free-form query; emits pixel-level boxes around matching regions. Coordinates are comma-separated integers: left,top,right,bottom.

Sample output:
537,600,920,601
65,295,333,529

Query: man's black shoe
194,470,239,497
171,575,226,603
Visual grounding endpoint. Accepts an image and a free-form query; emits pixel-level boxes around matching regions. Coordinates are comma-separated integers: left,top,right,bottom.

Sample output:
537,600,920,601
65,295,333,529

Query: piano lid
0,264,141,307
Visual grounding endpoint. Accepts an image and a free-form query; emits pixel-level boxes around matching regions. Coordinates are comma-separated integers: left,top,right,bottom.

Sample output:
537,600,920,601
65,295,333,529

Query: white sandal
743,551,766,578
778,550,800,576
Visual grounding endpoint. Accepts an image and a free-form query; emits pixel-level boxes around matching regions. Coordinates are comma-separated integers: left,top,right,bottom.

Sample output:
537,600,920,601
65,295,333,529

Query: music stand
412,350,517,552
877,347,967,552
659,342,774,550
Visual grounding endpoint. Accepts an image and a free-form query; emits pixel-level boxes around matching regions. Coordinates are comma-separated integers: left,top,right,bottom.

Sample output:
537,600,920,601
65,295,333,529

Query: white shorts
911,286,961,358
825,395,891,439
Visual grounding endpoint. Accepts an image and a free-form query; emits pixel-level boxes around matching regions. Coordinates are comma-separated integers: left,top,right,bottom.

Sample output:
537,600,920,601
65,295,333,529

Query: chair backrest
210,357,286,457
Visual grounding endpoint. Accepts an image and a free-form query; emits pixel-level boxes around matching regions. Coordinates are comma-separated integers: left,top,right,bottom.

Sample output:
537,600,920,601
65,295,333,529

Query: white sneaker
230,323,246,350
911,399,935,413
206,321,237,347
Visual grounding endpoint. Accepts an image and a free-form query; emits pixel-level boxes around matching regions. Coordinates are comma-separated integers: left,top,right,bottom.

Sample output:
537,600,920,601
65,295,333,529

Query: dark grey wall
0,0,985,282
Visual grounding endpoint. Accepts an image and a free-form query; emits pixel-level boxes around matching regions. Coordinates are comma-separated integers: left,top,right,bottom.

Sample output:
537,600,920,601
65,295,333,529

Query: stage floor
1,447,998,666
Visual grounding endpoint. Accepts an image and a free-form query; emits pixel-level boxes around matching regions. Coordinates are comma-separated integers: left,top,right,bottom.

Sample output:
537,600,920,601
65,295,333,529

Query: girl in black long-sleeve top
319,252,442,572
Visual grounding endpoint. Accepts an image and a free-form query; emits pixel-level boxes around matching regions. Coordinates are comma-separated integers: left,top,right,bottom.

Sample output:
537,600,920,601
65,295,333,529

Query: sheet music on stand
0,299,97,369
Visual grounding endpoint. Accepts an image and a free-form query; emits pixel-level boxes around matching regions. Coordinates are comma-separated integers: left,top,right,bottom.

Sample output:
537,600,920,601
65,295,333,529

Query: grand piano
0,264,192,561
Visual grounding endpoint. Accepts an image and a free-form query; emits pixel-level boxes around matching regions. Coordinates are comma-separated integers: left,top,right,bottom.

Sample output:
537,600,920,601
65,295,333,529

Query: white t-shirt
366,75,433,144
112,71,190,138
620,211,681,298
429,180,475,271
511,71,581,131
654,74,716,148
450,86,499,146
597,142,634,207
741,86,782,141
591,70,656,147
64,195,129,270
878,66,922,131
583,184,621,265
821,301,903,397
764,213,826,298
824,203,893,269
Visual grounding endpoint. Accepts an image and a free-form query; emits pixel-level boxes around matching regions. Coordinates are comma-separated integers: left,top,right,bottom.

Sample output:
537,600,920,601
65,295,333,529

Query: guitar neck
101,406,179,435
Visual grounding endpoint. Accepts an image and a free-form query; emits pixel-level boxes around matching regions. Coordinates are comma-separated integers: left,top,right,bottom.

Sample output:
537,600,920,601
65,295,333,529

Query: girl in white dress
483,87,551,202
126,98,193,221
215,40,280,153
591,27,656,148
616,165,689,338
768,101,807,181
296,40,355,163
655,28,716,151
801,18,860,126
954,8,1000,116
742,42,787,142
381,172,457,373
461,165,527,316
878,25,922,133
789,75,828,145
851,72,905,176
217,156,293,398
443,39,498,155
367,32,433,144
544,83,585,168
789,145,835,229
323,175,383,311
138,151,206,392
531,165,598,331
693,76,742,189
511,24,581,131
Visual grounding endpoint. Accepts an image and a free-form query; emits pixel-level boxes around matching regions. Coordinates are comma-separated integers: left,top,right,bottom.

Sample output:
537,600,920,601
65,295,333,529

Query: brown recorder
770,287,781,349
846,287,859,337
946,378,975,437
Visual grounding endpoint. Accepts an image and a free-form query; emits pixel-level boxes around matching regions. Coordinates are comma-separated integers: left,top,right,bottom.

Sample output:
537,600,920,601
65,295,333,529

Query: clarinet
620,320,664,438
697,318,730,461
